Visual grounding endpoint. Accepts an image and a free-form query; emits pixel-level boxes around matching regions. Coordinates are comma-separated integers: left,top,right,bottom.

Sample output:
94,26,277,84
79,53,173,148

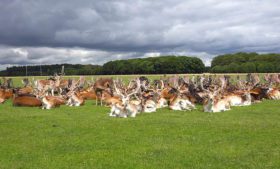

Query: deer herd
0,73,280,118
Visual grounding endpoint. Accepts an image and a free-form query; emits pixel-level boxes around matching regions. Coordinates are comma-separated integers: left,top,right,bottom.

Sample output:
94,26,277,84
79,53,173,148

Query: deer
201,77,231,113
0,88,13,103
262,73,280,100
168,85,196,111
158,76,195,111
13,96,42,107
41,96,66,109
22,78,30,87
12,89,42,107
93,78,113,106
110,78,142,118
65,87,85,107
140,90,157,113
109,102,127,118
266,88,280,100
152,79,169,108
102,89,122,107
75,85,98,100
246,74,271,102
36,89,66,109
1,77,13,89
223,81,253,106
34,79,56,96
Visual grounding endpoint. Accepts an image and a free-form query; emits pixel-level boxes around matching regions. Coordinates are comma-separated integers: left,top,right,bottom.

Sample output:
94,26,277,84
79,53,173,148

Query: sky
0,0,280,69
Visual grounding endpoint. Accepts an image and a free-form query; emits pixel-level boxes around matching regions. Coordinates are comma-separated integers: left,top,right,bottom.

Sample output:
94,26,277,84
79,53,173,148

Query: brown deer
93,78,113,106
223,80,253,106
34,79,56,96
168,85,196,111
65,85,85,107
1,77,13,88
110,78,142,118
201,77,231,113
41,96,66,109
0,89,13,103
77,86,97,100
13,95,42,107
266,88,280,100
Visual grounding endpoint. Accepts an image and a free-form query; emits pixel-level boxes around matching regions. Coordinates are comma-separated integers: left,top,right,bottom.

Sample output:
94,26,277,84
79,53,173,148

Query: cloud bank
0,0,280,69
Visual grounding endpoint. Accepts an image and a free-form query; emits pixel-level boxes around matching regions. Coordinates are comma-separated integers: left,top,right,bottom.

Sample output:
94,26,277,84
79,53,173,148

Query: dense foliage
102,56,205,74
211,52,280,73
2,53,280,76
0,56,205,76
0,64,102,76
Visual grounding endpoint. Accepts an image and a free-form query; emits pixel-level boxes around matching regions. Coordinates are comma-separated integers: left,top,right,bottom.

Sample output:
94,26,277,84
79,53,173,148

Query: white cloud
0,0,280,69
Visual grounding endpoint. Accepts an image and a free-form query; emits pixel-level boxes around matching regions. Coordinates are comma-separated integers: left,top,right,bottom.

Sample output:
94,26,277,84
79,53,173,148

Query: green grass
0,99,279,169
8,75,164,87
8,74,250,87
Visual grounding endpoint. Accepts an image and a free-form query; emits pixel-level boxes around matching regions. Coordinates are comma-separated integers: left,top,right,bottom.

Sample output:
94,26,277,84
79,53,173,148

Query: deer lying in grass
152,80,168,109
109,102,127,118
201,77,231,113
141,90,157,113
168,89,196,111
0,89,13,103
266,88,280,100
224,92,252,106
13,96,42,107
1,77,13,89
93,78,113,106
78,86,97,100
41,96,66,109
203,90,231,113
102,89,122,107
159,79,195,111
12,89,42,107
223,81,253,106
110,78,142,118
66,90,85,107
15,85,35,96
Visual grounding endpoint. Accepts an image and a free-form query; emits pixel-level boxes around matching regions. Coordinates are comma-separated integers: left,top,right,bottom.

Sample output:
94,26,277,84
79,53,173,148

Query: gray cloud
0,0,280,69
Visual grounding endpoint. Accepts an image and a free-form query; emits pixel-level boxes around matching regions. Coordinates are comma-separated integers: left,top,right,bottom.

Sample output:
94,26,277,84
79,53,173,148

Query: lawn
0,99,279,169
7,73,248,87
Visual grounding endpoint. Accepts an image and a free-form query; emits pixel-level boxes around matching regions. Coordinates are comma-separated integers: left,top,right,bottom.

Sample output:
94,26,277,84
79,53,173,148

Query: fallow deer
93,78,113,106
0,89,13,103
66,90,85,107
223,81,253,106
41,96,66,109
201,77,231,113
110,78,142,118
12,92,42,107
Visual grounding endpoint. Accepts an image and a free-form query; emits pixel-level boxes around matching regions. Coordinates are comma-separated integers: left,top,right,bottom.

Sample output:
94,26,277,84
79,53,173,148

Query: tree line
0,56,205,76
1,53,280,76
0,64,102,76
210,52,280,73
102,56,205,74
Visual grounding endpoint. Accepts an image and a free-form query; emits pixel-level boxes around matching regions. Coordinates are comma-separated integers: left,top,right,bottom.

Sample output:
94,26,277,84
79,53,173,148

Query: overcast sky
0,0,279,69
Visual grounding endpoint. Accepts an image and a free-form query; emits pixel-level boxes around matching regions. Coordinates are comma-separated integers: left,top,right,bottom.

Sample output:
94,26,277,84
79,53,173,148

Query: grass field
7,74,248,87
0,98,280,169
0,74,279,168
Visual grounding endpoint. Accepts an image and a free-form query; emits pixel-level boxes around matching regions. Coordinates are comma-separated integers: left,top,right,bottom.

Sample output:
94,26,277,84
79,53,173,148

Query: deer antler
200,76,210,93
219,76,227,91
127,78,141,97
252,74,260,87
113,80,124,98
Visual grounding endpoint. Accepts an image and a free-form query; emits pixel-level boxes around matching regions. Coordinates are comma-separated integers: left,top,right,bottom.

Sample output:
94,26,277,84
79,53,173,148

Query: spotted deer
110,78,142,118
201,77,231,113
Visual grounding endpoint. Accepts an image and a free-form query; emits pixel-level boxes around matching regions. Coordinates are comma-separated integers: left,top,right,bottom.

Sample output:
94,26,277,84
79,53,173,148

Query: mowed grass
7,75,164,87
8,73,249,87
0,98,280,169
